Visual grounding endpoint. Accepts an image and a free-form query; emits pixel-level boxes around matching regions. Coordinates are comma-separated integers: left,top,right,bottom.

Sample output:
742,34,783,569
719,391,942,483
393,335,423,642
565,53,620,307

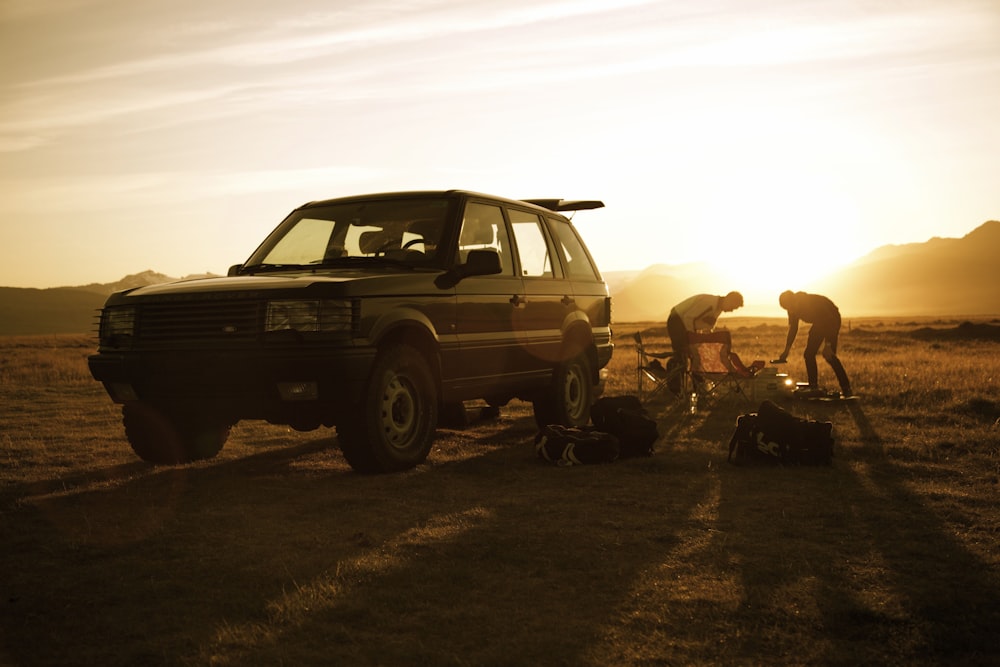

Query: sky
1,0,998,305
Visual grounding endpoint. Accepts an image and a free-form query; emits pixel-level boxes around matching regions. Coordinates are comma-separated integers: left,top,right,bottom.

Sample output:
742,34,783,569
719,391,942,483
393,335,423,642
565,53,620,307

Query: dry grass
1,321,999,666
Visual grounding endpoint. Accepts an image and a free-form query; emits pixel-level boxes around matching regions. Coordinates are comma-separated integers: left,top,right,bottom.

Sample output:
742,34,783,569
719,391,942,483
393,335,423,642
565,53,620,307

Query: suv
89,190,613,473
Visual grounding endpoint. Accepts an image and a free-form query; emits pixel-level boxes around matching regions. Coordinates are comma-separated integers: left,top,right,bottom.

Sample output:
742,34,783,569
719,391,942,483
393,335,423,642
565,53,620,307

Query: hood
108,269,446,303
122,274,339,297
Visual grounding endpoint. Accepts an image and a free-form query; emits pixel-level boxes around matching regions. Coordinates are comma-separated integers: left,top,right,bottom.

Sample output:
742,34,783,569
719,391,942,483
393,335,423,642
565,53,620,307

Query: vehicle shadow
2,404,997,665
0,411,713,666
0,461,150,511
0,440,336,510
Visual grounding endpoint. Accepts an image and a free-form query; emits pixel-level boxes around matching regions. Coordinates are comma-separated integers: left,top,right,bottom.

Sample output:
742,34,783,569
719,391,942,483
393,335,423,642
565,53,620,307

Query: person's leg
665,312,689,395
803,325,822,388
820,318,852,395
666,312,688,364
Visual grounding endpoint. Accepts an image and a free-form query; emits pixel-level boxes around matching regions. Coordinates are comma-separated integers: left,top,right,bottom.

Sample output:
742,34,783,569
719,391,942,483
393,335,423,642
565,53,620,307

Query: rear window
549,218,598,280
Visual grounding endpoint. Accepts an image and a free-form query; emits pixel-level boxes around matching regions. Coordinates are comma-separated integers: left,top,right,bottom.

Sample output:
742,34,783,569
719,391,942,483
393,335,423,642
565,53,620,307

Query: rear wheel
122,403,230,464
532,352,594,429
337,344,438,473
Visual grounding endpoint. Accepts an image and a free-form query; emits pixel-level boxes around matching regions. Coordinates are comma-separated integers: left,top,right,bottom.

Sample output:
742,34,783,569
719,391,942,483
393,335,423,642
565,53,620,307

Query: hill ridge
2,221,997,333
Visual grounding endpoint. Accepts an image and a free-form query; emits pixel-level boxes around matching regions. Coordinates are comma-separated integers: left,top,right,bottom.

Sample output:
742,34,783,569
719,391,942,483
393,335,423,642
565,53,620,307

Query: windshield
244,197,454,270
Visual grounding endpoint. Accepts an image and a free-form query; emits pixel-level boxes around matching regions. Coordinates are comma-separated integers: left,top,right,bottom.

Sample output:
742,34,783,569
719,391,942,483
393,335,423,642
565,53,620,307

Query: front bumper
88,345,377,420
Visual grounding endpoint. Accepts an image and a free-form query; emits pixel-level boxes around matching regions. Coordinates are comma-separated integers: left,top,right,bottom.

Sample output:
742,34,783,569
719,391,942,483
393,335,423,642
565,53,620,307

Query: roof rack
522,199,604,212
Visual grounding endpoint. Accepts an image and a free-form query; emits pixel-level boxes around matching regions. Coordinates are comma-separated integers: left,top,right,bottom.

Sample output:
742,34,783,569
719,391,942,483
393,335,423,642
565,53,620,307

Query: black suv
89,190,613,472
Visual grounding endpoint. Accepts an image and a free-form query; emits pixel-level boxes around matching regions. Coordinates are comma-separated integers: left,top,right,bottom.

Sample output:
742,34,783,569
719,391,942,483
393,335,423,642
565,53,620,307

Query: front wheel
337,344,438,473
532,352,594,429
122,403,230,465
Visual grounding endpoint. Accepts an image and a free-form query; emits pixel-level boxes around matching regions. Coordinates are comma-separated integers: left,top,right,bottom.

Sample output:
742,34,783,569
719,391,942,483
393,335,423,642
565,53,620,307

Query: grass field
2,319,999,666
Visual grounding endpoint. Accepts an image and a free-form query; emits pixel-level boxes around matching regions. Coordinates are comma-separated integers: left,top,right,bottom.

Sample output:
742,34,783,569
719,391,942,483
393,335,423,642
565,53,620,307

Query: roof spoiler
522,199,604,212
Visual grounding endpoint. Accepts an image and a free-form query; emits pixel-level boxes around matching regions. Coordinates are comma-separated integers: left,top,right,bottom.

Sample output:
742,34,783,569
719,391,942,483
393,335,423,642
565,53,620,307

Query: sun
700,170,863,308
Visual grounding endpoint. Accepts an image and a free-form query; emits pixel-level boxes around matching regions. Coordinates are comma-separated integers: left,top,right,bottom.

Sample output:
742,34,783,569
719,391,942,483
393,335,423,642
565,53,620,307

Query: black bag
535,424,620,466
590,396,658,458
727,399,833,466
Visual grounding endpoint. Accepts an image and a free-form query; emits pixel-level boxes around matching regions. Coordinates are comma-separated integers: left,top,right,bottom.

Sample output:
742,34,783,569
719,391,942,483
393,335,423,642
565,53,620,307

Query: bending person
667,291,744,366
776,290,853,397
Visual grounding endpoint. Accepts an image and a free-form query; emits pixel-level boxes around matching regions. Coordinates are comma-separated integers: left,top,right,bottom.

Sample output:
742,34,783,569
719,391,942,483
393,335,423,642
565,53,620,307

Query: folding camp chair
636,330,764,410
634,332,686,403
686,330,763,409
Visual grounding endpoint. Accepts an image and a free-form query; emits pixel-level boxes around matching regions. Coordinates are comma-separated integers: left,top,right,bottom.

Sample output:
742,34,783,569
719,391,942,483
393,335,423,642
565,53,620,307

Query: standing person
667,291,744,366
775,290,854,397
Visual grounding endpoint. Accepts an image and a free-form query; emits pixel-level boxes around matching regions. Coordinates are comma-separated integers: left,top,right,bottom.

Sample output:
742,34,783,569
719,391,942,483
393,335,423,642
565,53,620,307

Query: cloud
4,0,995,155
0,0,104,22
0,165,384,214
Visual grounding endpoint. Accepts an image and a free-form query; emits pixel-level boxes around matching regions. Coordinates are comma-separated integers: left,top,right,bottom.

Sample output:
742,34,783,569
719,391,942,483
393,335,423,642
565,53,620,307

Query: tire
122,403,230,465
532,352,594,429
176,413,230,462
337,344,438,473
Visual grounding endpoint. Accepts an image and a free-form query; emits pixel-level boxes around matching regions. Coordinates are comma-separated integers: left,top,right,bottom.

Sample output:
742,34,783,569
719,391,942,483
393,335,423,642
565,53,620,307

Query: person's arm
691,306,716,331
778,315,799,361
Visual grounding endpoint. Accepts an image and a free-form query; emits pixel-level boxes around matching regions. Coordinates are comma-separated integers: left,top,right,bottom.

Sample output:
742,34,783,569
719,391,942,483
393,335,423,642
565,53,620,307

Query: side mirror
462,249,502,277
227,264,243,277
435,249,502,289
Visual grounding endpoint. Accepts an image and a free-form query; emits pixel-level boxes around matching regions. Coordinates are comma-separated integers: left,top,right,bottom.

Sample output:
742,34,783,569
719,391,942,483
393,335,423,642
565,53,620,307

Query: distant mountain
606,262,732,323
65,270,191,296
0,287,108,336
808,220,1000,316
2,222,997,334
0,271,215,335
608,221,1000,322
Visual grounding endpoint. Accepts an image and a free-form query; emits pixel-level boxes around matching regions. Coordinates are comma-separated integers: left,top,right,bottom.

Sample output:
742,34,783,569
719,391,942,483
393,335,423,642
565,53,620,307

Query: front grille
97,298,361,350
137,300,262,343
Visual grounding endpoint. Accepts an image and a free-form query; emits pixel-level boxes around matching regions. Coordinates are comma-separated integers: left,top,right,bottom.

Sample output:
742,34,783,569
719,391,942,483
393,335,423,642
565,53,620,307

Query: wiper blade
242,257,418,274
240,263,311,274
316,256,416,270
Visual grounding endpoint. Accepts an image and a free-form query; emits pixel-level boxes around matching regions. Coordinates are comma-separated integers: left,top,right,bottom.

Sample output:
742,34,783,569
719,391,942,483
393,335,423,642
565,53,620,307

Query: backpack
535,425,620,466
590,396,659,458
727,399,834,466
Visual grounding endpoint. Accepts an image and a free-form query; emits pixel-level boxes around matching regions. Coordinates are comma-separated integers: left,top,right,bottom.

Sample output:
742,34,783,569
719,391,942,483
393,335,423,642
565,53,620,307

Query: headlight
265,300,352,333
102,306,136,337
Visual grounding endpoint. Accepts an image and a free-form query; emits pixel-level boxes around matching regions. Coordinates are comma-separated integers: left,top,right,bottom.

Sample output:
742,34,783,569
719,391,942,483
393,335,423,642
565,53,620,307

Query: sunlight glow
0,0,997,288
701,169,863,300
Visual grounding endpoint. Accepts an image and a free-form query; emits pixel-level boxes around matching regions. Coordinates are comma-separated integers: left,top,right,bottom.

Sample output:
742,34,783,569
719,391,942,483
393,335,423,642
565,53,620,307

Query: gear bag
590,395,658,458
535,425,620,466
727,399,833,466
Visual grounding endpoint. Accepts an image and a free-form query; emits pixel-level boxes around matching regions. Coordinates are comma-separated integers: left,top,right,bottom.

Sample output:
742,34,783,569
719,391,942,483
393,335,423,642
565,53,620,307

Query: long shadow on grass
0,461,148,510
0,415,719,666
10,401,992,665
0,440,334,511
700,401,1000,665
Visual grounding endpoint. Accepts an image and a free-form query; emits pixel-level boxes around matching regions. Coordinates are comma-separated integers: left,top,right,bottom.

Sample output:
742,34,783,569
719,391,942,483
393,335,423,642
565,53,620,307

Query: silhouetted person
776,290,853,397
667,291,744,365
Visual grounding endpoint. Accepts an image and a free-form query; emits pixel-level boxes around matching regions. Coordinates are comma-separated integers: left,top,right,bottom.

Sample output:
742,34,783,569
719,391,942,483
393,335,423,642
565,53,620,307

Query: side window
458,202,514,276
509,210,557,278
550,217,598,280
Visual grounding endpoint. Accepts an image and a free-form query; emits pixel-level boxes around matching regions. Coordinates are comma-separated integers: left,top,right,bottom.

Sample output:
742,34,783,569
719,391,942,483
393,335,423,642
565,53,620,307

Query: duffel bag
535,424,620,466
728,400,833,466
590,396,658,458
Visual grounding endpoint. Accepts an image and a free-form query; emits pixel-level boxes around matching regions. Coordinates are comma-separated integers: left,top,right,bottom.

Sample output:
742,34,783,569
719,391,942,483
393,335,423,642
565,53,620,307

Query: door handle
510,294,525,307
561,295,575,306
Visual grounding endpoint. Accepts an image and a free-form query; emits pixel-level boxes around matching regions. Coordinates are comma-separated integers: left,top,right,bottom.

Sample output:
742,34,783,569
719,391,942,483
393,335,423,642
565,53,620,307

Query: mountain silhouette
605,262,735,323
0,287,108,336
608,220,999,321
67,270,184,296
808,220,1000,316
0,271,215,335
1,222,997,334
